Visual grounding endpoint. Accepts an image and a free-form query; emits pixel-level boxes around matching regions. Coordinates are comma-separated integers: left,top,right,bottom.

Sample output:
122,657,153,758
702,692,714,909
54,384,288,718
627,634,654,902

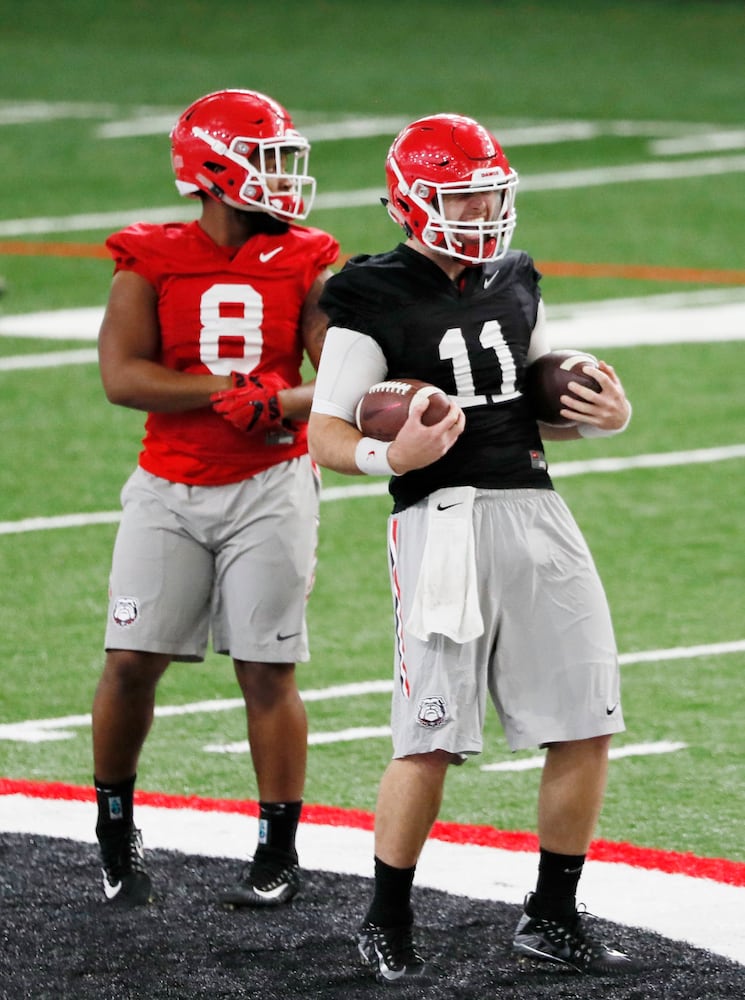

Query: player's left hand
562,360,631,432
210,371,289,433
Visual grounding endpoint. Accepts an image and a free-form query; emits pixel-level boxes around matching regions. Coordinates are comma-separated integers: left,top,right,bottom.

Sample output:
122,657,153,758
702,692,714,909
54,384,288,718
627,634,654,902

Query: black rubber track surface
1,834,743,999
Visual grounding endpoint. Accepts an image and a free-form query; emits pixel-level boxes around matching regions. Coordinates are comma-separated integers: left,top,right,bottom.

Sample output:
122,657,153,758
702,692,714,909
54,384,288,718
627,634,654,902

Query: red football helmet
385,114,518,264
170,89,315,220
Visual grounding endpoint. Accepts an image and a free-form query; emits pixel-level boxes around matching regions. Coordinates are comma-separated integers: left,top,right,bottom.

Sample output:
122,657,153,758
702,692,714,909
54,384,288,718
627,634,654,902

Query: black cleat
357,921,431,985
220,850,300,908
100,826,152,906
513,899,637,976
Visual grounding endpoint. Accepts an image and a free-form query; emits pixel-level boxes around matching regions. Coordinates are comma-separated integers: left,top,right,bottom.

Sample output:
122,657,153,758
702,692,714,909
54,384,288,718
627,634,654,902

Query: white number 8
199,283,264,376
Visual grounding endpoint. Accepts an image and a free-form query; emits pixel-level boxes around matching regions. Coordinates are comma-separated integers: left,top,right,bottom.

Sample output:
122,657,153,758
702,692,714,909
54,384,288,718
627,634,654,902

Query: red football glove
210,371,289,433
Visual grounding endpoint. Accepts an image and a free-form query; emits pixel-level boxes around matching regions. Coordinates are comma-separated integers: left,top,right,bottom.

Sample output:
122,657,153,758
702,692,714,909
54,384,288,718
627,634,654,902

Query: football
524,350,602,426
354,379,451,442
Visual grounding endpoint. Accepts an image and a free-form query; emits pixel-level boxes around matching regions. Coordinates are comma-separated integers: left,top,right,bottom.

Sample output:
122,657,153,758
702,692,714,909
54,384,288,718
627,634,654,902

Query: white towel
405,486,484,643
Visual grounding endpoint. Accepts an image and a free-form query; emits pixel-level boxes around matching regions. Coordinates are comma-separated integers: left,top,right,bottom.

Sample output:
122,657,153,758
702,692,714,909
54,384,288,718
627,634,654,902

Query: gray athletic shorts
104,458,320,663
387,488,625,754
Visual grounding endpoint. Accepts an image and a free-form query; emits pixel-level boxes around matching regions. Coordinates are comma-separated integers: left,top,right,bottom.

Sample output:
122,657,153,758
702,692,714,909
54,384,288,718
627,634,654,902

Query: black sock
527,848,585,921
254,800,302,861
94,774,136,844
364,856,416,928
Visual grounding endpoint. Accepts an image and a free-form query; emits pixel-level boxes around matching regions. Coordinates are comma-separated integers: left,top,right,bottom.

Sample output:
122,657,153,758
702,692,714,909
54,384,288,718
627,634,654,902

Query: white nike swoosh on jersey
259,247,284,263
483,269,500,289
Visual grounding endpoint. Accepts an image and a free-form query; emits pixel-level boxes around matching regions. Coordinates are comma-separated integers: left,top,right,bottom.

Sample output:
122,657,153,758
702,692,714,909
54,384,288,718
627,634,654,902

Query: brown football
524,350,602,426
354,379,451,442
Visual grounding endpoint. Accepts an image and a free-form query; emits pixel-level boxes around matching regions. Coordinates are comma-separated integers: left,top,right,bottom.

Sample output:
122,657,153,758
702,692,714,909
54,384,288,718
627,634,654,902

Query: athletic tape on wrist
355,436,396,476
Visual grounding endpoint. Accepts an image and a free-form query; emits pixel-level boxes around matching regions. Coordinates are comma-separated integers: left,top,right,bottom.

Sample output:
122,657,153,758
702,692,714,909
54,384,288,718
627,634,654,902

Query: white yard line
0,445,744,535
651,129,745,155
205,736,690,760
0,102,721,136
0,348,99,370
0,642,742,745
1,288,744,530
0,679,393,742
3,152,745,239
480,741,689,772
3,287,745,347
204,726,394,755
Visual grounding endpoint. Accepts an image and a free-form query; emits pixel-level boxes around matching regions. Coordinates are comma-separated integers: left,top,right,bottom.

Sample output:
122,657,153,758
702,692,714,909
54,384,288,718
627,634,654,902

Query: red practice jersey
105,219,339,484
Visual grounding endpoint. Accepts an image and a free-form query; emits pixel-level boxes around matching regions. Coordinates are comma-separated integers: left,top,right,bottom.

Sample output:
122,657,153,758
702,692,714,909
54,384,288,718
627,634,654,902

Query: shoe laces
242,851,297,892
125,828,148,875
103,827,146,881
367,924,421,968
534,907,609,962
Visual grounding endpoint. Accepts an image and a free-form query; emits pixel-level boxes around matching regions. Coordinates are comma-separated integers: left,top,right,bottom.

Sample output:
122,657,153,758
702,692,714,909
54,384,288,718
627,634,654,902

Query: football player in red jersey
92,89,339,908
308,115,636,983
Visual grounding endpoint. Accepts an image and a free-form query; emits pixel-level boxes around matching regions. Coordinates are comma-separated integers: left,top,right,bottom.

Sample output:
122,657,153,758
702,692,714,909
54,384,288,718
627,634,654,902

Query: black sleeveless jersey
320,243,554,511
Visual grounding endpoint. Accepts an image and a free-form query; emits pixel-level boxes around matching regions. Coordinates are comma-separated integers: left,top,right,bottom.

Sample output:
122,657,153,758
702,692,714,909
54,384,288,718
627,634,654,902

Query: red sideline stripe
2,241,745,286
0,240,109,258
2,777,743,887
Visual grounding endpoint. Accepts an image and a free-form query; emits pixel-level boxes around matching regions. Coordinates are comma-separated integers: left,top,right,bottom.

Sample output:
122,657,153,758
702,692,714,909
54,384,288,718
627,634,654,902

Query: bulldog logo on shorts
417,696,447,728
112,597,139,627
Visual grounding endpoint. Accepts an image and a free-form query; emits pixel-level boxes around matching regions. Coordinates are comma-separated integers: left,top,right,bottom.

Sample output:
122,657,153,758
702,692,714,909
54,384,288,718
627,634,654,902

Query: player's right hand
388,395,464,473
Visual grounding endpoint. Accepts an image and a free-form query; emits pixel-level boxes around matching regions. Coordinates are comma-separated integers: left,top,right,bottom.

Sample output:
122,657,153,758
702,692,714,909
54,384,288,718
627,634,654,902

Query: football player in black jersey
308,114,636,984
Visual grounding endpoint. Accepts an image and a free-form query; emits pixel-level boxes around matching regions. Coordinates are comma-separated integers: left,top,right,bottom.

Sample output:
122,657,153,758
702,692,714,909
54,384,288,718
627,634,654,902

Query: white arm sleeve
526,299,551,364
311,326,388,422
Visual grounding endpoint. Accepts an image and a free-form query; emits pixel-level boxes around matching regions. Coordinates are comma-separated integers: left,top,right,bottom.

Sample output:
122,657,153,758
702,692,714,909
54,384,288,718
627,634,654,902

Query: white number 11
439,320,518,403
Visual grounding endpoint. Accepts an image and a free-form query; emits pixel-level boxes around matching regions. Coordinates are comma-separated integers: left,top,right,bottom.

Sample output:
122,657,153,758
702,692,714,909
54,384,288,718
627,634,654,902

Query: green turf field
1,1,743,865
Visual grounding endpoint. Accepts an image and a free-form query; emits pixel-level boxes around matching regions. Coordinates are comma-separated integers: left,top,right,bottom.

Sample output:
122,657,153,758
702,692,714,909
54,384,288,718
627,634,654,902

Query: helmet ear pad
385,196,414,239
384,113,518,264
